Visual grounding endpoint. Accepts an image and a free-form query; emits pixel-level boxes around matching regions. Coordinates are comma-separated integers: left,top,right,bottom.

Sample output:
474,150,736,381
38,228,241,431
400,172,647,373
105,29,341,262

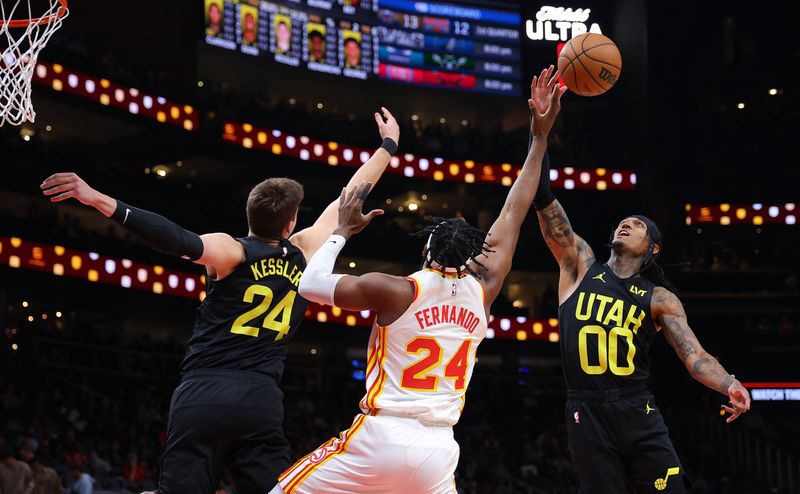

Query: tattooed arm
536,200,595,303
652,286,751,423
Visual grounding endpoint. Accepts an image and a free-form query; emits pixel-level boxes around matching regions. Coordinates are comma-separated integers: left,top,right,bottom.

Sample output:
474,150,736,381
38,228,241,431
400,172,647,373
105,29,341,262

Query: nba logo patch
574,411,581,424
451,282,457,296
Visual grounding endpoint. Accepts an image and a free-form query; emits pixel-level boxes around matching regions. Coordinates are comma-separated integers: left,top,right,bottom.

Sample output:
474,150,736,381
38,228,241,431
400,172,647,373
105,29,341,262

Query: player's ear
652,243,661,256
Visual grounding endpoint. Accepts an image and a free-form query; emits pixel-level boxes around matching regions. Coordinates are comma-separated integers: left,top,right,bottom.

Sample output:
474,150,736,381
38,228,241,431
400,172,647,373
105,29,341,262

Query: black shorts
565,387,688,494
158,369,291,494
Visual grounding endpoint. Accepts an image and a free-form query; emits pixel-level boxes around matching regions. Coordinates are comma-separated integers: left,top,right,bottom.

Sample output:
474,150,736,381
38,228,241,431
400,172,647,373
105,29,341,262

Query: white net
0,0,68,126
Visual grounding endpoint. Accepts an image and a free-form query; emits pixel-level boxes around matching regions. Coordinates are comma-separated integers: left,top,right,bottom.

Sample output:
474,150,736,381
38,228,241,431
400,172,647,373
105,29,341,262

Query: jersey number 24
230,285,297,340
401,337,472,392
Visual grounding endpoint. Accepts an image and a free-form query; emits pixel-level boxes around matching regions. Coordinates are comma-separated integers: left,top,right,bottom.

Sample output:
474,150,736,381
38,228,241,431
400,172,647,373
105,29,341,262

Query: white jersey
359,268,487,426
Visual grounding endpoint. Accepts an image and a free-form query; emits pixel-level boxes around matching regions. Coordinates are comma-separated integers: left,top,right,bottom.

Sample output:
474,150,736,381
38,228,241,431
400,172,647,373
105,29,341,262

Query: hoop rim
0,0,68,29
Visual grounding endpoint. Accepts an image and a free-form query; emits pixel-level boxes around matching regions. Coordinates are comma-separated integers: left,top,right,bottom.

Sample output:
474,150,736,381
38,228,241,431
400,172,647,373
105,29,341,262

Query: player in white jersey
356,263,487,426
270,67,567,494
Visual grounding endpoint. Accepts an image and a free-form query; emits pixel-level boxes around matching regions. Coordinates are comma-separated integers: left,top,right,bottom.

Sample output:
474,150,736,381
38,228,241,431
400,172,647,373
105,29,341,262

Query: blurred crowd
0,375,164,494
2,310,798,493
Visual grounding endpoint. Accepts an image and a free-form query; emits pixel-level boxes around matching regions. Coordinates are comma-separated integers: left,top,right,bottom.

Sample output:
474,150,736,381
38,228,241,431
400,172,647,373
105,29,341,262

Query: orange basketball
557,33,622,97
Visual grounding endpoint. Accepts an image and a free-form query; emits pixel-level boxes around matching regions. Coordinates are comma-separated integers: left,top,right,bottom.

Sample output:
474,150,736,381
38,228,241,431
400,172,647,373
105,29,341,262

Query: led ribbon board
0,235,560,342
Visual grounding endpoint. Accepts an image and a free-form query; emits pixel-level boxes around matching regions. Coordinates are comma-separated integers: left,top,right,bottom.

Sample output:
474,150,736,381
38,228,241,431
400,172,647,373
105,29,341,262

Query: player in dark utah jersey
527,67,750,494
40,108,400,494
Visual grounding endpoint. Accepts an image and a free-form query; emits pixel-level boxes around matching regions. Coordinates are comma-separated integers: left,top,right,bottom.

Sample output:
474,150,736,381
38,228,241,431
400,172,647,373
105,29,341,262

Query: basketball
557,33,622,97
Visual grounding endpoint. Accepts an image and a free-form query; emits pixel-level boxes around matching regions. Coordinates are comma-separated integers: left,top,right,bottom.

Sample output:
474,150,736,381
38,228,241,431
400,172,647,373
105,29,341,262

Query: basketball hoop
0,0,69,126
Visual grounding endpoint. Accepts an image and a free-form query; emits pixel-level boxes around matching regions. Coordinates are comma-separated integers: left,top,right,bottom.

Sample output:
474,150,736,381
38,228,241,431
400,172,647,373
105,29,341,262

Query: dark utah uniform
159,237,308,494
559,262,686,493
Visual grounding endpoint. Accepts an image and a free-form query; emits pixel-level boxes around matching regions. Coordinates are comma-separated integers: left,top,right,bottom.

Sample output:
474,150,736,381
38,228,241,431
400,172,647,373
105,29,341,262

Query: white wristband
298,235,347,306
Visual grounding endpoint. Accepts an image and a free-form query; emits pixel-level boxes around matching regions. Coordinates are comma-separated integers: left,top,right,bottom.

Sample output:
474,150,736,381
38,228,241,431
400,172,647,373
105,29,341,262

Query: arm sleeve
297,234,347,306
110,200,204,260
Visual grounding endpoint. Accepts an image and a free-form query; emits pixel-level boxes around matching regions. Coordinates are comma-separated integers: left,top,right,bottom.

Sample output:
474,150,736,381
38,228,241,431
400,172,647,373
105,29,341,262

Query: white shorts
277,414,459,494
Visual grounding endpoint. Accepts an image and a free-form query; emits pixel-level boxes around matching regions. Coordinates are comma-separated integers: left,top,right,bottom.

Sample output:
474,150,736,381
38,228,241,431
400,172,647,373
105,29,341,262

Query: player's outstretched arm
478,69,566,305
653,286,751,423
40,173,244,274
290,107,400,261
297,182,414,326
527,68,595,304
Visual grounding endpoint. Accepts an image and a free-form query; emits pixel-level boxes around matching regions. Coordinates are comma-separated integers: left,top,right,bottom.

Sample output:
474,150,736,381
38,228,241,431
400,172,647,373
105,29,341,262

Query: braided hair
411,216,494,279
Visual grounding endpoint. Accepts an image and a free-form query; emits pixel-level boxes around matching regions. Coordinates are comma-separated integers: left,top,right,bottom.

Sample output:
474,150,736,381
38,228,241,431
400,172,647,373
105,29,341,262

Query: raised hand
333,181,384,239
528,68,568,137
529,65,559,115
721,380,751,423
41,172,101,206
374,106,400,145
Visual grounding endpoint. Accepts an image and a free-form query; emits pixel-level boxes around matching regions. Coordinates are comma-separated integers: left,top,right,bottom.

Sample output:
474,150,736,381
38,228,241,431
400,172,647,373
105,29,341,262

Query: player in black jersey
528,67,750,493
40,108,400,494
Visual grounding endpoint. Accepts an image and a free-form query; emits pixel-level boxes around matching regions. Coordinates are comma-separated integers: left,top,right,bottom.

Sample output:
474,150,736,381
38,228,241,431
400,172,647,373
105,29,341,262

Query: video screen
203,0,522,95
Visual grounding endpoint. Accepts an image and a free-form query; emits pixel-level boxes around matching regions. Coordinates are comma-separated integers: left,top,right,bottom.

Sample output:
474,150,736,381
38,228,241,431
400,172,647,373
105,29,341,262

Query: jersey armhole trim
405,275,421,303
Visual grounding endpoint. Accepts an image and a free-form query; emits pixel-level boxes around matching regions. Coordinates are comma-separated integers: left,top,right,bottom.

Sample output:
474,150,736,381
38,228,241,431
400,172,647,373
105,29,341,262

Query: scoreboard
203,0,522,96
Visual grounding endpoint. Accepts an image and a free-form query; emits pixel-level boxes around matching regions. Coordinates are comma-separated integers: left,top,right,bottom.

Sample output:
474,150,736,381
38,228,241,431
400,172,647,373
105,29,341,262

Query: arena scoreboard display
203,0,523,95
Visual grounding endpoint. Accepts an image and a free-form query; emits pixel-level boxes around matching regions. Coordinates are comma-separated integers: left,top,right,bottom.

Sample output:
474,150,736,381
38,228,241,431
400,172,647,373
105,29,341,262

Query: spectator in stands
122,451,144,482
30,456,62,494
69,463,93,494
0,445,35,494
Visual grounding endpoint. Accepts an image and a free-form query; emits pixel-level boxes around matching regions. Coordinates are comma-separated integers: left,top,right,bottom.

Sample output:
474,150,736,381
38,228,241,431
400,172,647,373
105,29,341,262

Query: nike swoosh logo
123,208,131,224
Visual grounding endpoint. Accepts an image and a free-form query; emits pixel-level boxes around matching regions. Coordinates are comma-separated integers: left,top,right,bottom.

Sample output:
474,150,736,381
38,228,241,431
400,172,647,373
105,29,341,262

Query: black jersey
558,261,658,391
181,236,309,380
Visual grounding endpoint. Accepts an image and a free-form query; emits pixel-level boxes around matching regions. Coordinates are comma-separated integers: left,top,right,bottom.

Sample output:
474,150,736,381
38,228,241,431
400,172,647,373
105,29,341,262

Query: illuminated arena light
222,122,636,190
33,62,199,131
30,62,633,189
0,236,558,342
685,203,798,225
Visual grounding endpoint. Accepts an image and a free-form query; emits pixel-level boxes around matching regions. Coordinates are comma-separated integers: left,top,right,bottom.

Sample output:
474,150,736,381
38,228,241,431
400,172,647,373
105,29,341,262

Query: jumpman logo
646,401,655,415
654,467,680,490
592,272,607,283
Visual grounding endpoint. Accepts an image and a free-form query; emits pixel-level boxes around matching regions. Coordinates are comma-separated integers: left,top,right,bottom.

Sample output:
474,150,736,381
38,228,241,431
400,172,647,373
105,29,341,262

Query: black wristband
533,151,556,211
534,191,556,211
380,137,398,156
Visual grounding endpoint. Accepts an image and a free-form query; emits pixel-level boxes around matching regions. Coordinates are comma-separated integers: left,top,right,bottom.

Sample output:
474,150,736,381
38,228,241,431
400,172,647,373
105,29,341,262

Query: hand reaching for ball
528,66,567,136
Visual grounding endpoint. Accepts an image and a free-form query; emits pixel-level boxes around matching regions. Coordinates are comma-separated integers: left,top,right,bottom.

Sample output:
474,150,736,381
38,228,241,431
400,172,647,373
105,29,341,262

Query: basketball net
0,0,68,126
